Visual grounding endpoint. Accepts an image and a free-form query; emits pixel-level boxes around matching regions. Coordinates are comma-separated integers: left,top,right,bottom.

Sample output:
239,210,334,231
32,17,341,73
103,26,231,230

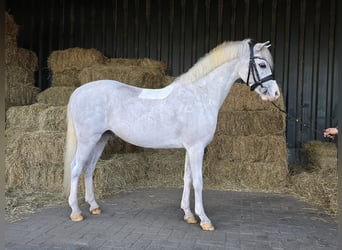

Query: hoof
200,223,215,231
70,213,84,222
90,207,102,215
184,216,198,224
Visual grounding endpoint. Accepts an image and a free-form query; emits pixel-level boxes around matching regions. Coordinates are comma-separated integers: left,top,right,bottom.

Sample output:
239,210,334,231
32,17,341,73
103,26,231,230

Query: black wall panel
5,0,340,162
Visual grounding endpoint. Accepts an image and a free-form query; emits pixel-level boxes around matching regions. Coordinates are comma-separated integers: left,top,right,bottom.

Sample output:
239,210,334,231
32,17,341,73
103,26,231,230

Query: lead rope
270,101,329,137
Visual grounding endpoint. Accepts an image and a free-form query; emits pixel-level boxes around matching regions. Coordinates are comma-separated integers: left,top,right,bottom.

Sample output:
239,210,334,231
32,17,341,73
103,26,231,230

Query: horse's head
238,40,280,101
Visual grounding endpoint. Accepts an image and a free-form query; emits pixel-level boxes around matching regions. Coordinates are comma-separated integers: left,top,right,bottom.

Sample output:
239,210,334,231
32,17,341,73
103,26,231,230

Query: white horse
64,39,280,231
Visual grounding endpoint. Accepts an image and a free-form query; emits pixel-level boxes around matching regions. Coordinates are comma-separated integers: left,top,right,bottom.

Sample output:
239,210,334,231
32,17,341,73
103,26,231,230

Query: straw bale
5,15,39,109
5,87,38,109
48,48,106,73
221,84,286,112
37,87,76,106
106,58,167,74
142,149,185,187
5,47,38,72
38,106,67,132
7,130,65,166
300,141,337,170
289,166,337,215
106,58,141,66
5,130,65,191
79,64,166,88
288,141,337,214
204,160,288,191
6,103,67,132
6,161,64,192
6,65,35,86
5,156,25,191
206,135,287,163
5,65,39,109
89,153,148,198
6,103,48,131
216,111,285,136
101,133,143,159
50,70,81,87
5,83,39,111
5,35,17,50
5,12,18,37
5,129,26,156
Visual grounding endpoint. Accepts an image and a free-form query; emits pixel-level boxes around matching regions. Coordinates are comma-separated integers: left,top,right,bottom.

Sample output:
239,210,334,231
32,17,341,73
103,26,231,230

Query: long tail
63,103,77,196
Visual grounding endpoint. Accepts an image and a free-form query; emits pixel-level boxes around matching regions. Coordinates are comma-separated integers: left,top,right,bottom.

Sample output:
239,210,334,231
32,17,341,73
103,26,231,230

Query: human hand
323,127,338,139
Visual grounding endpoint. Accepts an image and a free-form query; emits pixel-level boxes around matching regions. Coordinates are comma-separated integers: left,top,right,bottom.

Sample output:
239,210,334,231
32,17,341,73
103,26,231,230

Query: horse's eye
259,63,266,68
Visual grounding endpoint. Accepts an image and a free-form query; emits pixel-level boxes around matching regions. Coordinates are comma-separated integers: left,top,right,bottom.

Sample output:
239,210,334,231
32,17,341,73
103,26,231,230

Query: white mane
178,39,250,84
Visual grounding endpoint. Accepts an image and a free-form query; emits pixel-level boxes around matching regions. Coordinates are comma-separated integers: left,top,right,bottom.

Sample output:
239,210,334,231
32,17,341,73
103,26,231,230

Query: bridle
246,41,274,91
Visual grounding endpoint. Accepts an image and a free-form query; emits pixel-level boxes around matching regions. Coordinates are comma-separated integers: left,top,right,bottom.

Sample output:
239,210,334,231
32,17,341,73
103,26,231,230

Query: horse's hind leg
69,157,84,221
84,133,110,215
69,134,102,221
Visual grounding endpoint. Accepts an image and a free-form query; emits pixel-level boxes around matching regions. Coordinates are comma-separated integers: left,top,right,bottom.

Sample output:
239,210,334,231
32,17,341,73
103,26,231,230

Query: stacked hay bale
48,47,106,87
289,141,337,214
5,12,39,110
5,12,18,49
36,86,76,106
5,103,66,192
5,47,96,192
204,84,288,191
79,58,168,88
141,149,185,188
92,153,148,197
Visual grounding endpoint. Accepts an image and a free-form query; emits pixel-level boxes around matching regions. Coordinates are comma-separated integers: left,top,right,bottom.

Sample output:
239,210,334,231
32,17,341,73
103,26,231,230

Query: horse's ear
263,41,271,49
255,41,271,51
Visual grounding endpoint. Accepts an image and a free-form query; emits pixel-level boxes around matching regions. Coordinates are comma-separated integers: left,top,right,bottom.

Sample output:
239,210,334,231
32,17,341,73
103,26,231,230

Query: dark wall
5,0,340,162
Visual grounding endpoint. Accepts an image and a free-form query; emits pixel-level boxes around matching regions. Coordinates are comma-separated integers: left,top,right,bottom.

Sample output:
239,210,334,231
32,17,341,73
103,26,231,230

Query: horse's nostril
275,91,279,96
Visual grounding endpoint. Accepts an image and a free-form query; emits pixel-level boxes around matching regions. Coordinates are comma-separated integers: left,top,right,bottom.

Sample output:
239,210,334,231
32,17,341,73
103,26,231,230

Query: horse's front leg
181,152,197,224
187,145,215,231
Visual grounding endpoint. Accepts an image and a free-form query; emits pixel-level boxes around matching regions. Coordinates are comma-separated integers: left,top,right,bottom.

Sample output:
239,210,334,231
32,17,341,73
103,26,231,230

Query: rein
270,101,329,137
246,41,274,91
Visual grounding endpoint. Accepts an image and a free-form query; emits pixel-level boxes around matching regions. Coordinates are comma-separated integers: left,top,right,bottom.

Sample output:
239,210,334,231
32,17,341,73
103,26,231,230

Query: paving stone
5,188,337,250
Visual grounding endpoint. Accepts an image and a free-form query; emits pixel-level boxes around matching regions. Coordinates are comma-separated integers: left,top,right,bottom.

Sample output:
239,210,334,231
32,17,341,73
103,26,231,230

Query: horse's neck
187,60,239,110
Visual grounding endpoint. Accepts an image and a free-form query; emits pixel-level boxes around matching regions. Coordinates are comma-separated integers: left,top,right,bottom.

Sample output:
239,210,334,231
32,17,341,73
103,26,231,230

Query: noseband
246,41,274,91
